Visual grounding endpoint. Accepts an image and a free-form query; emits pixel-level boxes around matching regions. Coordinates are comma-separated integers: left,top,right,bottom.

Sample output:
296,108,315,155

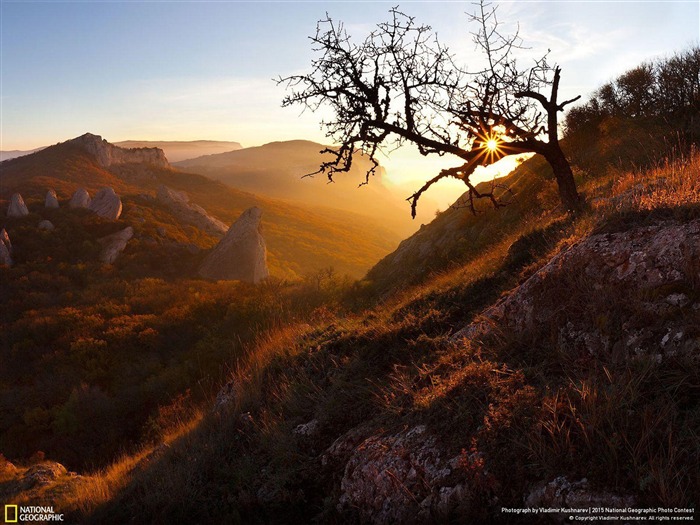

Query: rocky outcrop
526,477,635,522
38,220,55,231
88,187,122,220
7,193,29,217
330,425,476,524
99,227,133,264
156,185,228,236
20,462,68,490
453,219,700,360
71,133,169,168
0,228,12,266
198,207,269,283
69,188,91,208
45,189,59,208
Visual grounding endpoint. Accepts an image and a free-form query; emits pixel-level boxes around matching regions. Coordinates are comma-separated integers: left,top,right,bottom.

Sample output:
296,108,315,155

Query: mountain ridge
0,133,400,279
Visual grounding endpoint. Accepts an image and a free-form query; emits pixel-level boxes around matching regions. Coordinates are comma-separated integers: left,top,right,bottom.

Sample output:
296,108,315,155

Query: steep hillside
174,139,433,236
114,140,242,163
0,134,399,279
27,144,696,525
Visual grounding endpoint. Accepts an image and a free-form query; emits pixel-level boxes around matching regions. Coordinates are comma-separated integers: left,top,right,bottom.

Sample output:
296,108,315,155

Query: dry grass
4,410,205,518
599,148,700,213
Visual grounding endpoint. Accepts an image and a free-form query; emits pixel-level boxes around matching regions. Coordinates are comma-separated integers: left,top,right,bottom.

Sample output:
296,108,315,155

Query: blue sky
1,0,699,204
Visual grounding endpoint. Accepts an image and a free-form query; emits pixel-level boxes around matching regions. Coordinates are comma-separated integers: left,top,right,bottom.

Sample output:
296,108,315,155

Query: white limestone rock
38,220,55,231
69,188,91,209
99,227,133,264
198,207,269,283
71,133,169,168
45,189,59,209
7,193,29,217
88,187,122,220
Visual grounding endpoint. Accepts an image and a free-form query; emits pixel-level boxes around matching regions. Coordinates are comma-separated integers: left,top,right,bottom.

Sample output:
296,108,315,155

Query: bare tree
279,1,583,216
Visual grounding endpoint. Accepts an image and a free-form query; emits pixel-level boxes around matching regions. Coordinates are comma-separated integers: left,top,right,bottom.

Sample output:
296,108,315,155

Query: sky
1,0,699,207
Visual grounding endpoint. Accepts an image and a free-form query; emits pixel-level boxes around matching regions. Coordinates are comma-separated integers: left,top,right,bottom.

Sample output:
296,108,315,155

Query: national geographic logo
4,505,64,522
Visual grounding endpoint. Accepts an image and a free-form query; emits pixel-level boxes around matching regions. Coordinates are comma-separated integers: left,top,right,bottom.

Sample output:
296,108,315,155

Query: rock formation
198,207,269,283
37,220,55,231
71,133,169,168
452,218,700,360
156,185,228,236
99,227,133,264
525,477,635,520
329,425,476,523
69,188,91,208
7,193,29,217
0,228,12,266
45,189,60,208
88,187,122,220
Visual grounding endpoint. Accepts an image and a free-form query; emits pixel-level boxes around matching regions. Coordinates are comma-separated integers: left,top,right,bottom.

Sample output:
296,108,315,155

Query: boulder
98,227,133,264
7,193,29,217
45,189,59,209
88,187,122,220
198,207,269,283
332,425,475,523
69,188,91,208
38,220,55,231
0,228,12,267
20,462,68,490
156,185,228,235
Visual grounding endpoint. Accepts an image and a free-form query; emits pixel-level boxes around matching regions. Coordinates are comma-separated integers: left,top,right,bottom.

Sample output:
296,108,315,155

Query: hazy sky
1,0,698,204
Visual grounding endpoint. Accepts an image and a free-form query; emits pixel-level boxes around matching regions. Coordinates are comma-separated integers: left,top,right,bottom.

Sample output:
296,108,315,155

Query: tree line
565,46,700,134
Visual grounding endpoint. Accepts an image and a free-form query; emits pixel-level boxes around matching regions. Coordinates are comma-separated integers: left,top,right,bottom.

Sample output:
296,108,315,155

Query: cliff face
71,133,169,169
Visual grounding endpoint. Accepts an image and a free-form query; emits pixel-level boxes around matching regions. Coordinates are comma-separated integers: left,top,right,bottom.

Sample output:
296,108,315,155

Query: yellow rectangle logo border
5,504,18,523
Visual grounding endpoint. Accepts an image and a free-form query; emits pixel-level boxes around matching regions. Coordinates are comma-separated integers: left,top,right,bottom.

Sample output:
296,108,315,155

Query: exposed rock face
157,185,228,236
0,228,12,266
69,188,91,208
331,425,475,524
198,207,269,283
71,133,169,168
88,187,122,220
452,219,700,360
20,462,68,490
38,220,55,231
7,193,29,217
45,189,59,208
526,477,635,522
99,227,133,264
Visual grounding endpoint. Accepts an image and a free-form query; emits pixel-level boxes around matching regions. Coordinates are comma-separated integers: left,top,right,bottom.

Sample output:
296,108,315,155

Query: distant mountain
174,140,433,237
0,133,400,279
115,140,242,163
0,147,45,162
1,140,241,164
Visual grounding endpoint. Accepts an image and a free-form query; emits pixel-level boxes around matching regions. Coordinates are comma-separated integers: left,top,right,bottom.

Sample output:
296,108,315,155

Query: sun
486,139,499,152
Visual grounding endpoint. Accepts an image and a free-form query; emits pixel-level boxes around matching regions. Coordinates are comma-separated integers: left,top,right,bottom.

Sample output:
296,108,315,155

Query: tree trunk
544,145,583,213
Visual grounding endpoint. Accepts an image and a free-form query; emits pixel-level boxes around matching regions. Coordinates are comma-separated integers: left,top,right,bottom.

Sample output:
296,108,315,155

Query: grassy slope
0,141,400,279
5,121,700,521
67,133,700,523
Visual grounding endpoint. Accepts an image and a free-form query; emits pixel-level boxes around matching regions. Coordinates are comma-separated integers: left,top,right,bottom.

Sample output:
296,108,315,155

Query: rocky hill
0,133,400,279
71,133,169,169
114,139,242,163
